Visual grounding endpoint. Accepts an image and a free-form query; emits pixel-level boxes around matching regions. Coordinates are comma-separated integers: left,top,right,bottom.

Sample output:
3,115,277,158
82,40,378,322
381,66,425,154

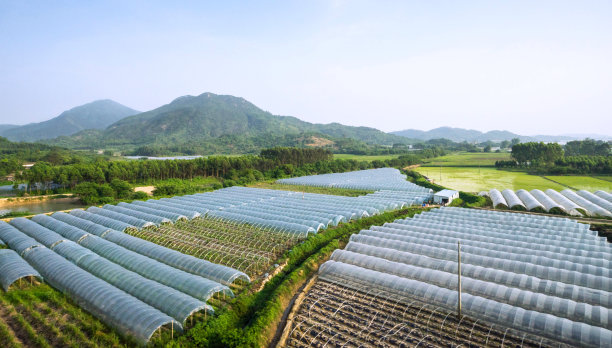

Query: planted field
129,218,297,277
544,176,612,191
421,151,511,167
415,167,565,192
286,280,555,348
0,282,127,348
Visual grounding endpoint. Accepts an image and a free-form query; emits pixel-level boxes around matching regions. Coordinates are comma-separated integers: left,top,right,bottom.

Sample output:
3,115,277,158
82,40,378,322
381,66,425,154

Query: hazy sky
1,1,610,135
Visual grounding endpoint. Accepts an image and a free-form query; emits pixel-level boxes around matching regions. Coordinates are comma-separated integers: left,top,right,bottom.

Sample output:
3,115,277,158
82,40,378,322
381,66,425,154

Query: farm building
432,189,458,205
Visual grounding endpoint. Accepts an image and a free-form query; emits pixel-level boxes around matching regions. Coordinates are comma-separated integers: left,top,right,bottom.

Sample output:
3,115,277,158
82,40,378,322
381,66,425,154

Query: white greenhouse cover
318,207,612,348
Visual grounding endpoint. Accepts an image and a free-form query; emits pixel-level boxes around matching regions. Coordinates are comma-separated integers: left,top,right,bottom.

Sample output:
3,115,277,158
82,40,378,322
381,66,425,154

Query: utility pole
457,241,462,318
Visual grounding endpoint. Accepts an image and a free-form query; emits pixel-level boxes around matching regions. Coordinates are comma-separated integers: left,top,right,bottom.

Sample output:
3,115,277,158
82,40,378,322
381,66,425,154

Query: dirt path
271,275,318,348
134,186,155,196
403,164,421,170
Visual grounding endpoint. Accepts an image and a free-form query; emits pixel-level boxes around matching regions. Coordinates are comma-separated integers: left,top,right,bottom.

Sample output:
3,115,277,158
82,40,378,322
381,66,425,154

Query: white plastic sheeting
595,190,612,203
319,261,612,348
501,189,526,210
546,189,587,216
1,222,180,344
24,246,180,344
577,190,612,213
330,250,611,329
116,202,187,222
515,189,545,211
489,189,508,208
318,207,612,347
561,189,612,217
530,189,565,213
0,221,43,255
91,206,160,227
0,249,42,291
70,209,133,232
132,200,200,219
276,168,434,193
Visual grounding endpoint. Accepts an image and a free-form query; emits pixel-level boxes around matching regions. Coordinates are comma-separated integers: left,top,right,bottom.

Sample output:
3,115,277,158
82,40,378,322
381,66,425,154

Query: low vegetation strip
173,207,428,347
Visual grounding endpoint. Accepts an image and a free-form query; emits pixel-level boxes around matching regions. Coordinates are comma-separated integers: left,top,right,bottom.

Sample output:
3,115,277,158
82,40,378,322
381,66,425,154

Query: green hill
48,93,408,154
2,100,140,142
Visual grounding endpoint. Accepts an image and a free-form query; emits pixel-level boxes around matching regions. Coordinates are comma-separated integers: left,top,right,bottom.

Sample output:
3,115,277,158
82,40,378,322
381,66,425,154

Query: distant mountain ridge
1,100,140,142
48,92,408,152
391,127,611,142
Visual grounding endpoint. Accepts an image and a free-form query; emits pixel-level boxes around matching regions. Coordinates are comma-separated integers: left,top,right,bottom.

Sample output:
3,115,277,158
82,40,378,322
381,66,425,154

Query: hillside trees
564,139,610,156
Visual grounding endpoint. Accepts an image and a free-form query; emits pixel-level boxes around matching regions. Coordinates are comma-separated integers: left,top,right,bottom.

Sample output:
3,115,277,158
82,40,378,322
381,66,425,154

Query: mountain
0,124,19,133
49,93,408,153
2,100,140,142
391,127,604,143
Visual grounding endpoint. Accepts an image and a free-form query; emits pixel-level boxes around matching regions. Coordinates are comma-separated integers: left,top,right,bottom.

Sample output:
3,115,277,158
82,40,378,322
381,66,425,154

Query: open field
333,154,401,161
414,167,566,192
544,175,612,191
421,151,511,167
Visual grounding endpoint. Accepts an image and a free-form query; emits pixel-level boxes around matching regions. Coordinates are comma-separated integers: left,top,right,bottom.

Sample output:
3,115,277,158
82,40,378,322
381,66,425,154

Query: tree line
495,140,611,174
15,147,445,195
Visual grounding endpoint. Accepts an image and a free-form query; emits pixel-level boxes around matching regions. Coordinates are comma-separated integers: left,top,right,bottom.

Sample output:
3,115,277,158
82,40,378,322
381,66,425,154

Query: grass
333,154,402,161
248,181,373,197
414,167,567,192
544,176,612,191
421,151,511,167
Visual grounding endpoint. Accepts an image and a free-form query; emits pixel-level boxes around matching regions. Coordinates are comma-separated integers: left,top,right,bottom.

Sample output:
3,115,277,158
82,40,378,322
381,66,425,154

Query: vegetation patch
172,208,427,348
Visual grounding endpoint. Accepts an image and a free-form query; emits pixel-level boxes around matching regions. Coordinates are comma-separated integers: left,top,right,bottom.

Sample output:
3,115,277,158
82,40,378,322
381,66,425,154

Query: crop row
0,282,127,348
287,280,563,348
128,217,298,276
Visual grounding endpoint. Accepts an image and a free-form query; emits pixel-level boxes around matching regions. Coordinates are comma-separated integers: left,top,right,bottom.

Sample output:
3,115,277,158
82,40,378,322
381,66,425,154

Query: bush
132,191,149,200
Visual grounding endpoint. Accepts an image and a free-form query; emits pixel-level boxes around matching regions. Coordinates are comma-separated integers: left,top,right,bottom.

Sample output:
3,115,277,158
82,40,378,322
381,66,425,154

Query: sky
1,0,611,135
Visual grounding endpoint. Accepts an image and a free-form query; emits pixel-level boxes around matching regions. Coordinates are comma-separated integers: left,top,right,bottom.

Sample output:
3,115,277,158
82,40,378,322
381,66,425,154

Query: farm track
286,281,563,348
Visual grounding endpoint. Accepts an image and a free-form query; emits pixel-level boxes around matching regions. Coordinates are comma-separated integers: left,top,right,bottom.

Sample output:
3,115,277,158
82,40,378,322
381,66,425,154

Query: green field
421,151,511,167
414,167,566,192
333,154,401,161
544,176,612,191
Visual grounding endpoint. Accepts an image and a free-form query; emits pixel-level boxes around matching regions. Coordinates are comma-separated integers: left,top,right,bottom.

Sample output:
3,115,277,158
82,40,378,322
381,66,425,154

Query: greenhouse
488,189,508,209
0,223,180,344
317,207,612,348
117,202,187,222
577,190,612,213
515,189,545,212
546,189,587,216
561,189,612,217
0,249,42,291
595,190,612,203
276,168,434,194
530,189,565,214
501,189,526,210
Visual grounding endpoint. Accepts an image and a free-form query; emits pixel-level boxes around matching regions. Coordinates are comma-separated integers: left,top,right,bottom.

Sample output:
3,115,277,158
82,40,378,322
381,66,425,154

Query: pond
0,197,87,215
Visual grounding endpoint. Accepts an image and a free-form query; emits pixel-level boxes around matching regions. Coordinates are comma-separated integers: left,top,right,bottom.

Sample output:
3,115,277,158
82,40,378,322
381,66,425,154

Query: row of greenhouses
276,167,434,193
483,188,612,217
0,210,248,344
148,186,431,237
319,207,612,348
